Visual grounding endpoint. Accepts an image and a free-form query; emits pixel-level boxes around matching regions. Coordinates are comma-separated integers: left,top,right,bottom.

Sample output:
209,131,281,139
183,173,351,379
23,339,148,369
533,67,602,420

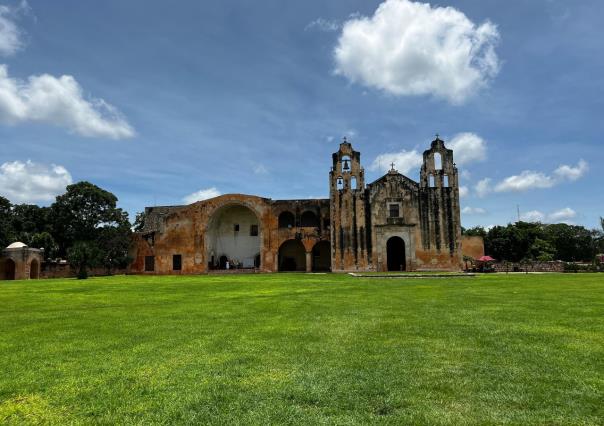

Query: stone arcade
130,137,471,274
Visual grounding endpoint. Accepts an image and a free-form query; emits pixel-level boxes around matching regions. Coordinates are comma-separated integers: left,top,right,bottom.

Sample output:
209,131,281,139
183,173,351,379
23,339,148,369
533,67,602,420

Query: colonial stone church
130,136,467,273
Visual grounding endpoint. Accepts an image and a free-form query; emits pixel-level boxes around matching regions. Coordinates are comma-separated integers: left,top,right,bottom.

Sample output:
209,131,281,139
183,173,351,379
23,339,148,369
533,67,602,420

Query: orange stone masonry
130,137,474,274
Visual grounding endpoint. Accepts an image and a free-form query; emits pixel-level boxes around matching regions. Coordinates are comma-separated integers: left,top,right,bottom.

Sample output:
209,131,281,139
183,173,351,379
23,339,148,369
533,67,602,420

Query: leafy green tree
462,226,487,238
29,232,58,260
543,223,594,262
527,238,555,261
67,241,100,279
11,204,50,237
49,181,130,256
0,196,14,248
96,224,132,275
133,211,147,232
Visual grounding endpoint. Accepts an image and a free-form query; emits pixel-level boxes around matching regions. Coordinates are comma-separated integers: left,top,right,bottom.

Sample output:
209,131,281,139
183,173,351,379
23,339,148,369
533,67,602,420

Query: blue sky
0,0,602,229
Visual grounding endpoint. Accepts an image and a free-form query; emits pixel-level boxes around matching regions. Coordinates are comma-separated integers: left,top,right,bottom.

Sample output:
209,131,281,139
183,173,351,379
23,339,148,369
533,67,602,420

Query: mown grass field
0,273,602,425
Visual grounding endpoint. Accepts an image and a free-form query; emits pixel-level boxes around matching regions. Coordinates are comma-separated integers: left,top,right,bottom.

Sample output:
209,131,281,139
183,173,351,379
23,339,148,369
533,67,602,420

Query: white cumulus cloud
183,187,221,204
334,0,500,104
494,171,555,192
548,207,576,223
520,210,546,222
369,149,423,175
0,160,72,203
0,65,135,139
520,207,577,224
462,206,487,215
553,159,588,181
448,132,487,165
493,159,588,193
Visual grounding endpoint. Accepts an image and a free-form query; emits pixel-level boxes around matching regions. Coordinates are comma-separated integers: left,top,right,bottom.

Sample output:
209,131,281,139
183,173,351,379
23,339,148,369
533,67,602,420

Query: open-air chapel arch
206,204,261,270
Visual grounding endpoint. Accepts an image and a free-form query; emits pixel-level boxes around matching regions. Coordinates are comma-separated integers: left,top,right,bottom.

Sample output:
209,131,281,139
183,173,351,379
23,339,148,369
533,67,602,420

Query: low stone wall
41,263,128,279
492,261,565,273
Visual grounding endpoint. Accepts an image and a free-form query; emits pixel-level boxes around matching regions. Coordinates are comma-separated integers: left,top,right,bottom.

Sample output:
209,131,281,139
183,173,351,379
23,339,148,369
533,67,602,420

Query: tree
67,241,100,279
462,226,487,238
0,196,13,248
133,211,147,232
96,223,132,275
29,232,58,260
49,181,130,256
527,238,555,261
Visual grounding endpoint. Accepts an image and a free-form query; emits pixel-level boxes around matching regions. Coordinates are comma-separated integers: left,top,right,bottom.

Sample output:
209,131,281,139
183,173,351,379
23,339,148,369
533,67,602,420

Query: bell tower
419,136,461,258
329,138,369,271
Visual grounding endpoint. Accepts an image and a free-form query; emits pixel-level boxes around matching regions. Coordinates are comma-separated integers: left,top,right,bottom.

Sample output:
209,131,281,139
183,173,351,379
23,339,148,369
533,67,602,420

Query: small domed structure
1,242,42,280
6,241,27,249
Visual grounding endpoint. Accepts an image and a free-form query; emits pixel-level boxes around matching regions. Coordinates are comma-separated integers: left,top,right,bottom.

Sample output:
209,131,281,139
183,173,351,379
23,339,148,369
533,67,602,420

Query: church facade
130,137,465,274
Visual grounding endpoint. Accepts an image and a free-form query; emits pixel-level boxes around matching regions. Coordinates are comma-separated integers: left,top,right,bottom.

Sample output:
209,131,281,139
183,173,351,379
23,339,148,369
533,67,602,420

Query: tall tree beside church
49,181,130,256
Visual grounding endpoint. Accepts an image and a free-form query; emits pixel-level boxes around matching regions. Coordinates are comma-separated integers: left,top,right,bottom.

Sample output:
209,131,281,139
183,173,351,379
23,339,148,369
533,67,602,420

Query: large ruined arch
205,202,262,270
278,239,306,272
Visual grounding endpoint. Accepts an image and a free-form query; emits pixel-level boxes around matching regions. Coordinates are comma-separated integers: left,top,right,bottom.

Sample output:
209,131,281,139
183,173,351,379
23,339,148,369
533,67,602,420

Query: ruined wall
130,195,330,274
129,137,466,275
461,236,485,260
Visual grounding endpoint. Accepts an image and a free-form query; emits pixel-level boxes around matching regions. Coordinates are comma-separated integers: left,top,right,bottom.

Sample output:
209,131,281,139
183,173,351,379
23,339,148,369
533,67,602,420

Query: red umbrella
477,255,495,262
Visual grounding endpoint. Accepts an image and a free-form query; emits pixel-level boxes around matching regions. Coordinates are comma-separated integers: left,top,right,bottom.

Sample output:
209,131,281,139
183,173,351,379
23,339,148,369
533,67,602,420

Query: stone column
306,251,312,272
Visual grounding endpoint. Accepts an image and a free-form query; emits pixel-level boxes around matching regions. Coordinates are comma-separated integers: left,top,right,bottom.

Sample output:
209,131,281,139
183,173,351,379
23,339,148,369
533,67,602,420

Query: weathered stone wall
40,263,128,279
130,194,331,274
492,261,565,273
129,137,465,274
461,236,485,260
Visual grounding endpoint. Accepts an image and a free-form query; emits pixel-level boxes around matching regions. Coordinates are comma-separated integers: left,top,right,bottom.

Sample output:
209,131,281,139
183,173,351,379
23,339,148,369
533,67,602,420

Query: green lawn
0,274,602,425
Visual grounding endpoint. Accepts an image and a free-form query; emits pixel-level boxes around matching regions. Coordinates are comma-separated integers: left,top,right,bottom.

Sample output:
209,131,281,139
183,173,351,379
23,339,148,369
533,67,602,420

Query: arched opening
429,174,436,188
278,211,295,228
386,237,406,271
278,239,306,272
2,258,16,280
341,155,351,173
336,176,344,190
312,241,331,272
300,211,319,228
30,259,39,279
434,152,442,170
207,204,261,270
351,176,357,190
443,175,449,187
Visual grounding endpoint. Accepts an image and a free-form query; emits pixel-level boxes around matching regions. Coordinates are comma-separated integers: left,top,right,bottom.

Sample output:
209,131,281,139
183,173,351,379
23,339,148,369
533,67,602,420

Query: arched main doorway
3,259,16,280
206,204,261,270
278,239,306,271
386,237,406,271
30,259,40,279
312,240,331,271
